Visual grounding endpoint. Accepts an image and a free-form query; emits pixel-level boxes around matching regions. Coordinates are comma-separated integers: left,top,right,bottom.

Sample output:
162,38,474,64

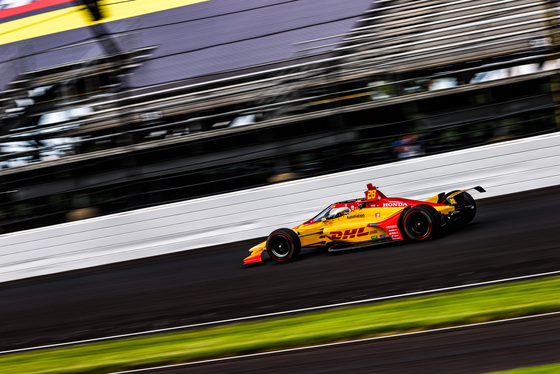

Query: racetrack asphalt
0,186,559,368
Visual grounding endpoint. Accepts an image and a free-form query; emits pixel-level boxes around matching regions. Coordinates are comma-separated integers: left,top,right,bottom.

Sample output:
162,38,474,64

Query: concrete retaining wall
2,132,559,283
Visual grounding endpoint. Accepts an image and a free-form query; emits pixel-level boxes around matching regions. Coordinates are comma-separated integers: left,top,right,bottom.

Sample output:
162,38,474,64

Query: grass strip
1,276,560,374
487,363,560,373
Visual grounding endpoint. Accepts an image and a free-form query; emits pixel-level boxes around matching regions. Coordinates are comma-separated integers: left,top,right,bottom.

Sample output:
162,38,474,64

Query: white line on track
109,311,560,374
1,270,559,355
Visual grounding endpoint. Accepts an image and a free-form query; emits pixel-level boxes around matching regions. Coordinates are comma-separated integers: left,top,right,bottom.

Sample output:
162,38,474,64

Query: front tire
401,204,441,241
266,228,301,263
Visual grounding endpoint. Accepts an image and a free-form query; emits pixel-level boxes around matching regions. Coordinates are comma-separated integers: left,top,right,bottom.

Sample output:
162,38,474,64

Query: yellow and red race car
244,184,485,264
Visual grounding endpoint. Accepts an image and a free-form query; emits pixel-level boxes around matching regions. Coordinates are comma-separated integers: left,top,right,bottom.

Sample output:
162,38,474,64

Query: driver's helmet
329,207,351,219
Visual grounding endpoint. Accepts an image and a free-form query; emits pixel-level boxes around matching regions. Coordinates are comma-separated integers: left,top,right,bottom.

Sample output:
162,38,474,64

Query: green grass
487,363,560,373
2,276,560,374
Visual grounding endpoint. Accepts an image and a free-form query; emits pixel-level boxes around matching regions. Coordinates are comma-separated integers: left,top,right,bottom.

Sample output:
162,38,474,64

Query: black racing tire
458,191,476,225
401,204,441,241
266,228,301,263
440,190,477,227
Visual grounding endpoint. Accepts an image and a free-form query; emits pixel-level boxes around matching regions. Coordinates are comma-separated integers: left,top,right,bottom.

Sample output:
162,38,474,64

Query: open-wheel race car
244,183,485,264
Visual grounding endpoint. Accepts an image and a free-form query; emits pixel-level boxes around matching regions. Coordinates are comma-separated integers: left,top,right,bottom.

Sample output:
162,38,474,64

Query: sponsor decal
382,201,408,207
386,224,402,240
347,213,365,219
331,226,371,240
384,226,403,240
371,235,378,240
380,234,387,238
375,212,381,218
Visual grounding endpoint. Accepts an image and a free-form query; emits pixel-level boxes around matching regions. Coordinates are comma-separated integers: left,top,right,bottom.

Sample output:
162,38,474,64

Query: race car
244,183,485,264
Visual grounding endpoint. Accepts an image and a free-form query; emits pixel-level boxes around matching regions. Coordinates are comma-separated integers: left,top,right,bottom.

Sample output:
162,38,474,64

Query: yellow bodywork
244,193,454,264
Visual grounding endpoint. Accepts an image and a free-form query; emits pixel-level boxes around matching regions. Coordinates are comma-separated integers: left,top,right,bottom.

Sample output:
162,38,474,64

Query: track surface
1,187,559,361
137,313,560,374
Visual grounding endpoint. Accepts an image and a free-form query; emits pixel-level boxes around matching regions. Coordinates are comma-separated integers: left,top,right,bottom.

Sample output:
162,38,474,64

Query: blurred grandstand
0,0,558,232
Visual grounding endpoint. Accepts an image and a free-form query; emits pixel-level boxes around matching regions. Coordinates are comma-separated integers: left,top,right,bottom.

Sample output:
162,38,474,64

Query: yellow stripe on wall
0,0,209,46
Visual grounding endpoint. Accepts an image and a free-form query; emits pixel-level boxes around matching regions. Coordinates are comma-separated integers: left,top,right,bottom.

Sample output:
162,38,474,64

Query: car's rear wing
446,186,486,200
425,186,485,204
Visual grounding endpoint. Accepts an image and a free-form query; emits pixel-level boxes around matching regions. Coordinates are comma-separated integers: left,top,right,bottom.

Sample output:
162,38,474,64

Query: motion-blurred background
0,0,558,233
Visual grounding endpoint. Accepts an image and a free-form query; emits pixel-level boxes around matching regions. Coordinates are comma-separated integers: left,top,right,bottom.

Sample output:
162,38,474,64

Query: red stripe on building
0,0,74,20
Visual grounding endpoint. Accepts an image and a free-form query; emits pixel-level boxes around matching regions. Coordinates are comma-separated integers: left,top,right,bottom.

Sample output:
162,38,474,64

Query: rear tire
440,190,477,227
457,191,476,226
401,204,441,241
266,228,301,263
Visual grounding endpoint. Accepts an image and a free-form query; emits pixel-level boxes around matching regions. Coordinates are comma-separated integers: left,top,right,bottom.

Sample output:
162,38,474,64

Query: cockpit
311,205,352,222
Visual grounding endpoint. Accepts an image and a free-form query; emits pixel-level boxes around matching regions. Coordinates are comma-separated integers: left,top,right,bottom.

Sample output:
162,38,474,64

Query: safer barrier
1,132,559,283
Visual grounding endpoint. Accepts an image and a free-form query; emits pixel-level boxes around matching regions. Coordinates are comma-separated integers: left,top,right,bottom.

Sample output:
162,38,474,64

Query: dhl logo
330,227,372,240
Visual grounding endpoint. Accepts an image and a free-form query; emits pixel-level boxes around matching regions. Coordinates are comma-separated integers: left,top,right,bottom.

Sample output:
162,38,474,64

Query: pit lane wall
2,132,560,283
